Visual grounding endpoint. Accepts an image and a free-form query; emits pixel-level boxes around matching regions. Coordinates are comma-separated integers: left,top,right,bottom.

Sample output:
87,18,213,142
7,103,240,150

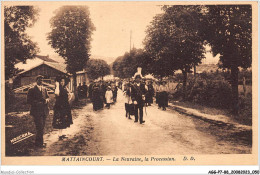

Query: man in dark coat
88,81,94,100
112,83,118,103
77,83,83,99
27,75,49,148
100,81,106,107
145,80,154,106
92,81,103,111
131,74,146,124
82,82,88,98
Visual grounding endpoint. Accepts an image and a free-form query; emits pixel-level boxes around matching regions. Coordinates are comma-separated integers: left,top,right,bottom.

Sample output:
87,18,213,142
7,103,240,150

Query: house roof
17,61,67,76
45,62,67,74
35,55,58,63
15,55,89,77
15,54,68,77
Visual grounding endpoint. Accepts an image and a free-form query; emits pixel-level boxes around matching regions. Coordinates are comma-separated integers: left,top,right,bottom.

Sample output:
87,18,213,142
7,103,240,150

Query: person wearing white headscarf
53,76,73,140
158,80,169,110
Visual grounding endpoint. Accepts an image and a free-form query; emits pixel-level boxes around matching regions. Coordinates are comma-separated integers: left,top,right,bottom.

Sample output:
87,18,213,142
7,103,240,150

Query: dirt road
30,90,251,156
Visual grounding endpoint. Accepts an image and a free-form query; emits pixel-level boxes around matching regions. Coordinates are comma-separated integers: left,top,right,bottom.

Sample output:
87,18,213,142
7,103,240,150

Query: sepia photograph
1,1,258,168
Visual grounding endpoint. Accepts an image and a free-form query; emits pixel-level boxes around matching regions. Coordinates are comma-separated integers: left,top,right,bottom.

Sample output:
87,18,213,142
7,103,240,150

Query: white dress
105,90,113,104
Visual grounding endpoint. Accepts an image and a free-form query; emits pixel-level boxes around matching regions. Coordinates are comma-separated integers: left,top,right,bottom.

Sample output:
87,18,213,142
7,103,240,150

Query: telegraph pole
130,30,132,53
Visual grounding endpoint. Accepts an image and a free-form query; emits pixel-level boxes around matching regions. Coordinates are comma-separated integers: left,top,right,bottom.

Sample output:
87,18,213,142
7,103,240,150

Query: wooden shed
13,55,89,94
13,55,69,93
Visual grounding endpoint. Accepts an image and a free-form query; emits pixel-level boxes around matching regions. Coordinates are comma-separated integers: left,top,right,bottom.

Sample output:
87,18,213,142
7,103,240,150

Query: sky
26,2,218,65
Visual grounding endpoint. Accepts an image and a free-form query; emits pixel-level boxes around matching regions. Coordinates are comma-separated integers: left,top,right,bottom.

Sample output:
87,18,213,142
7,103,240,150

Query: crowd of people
76,74,170,125
122,74,170,124
26,74,171,148
87,80,118,111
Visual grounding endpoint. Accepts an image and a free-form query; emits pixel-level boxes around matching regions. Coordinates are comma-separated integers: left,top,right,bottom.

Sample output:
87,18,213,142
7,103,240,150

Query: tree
204,5,252,114
112,56,123,78
85,59,111,80
112,48,150,79
4,6,39,79
144,5,205,98
47,6,95,100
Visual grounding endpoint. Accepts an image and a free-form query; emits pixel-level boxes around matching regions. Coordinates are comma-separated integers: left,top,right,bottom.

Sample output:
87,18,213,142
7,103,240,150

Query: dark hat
36,75,44,81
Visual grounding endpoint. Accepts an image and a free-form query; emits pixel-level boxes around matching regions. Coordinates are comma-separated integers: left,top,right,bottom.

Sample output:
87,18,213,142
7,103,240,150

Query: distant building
174,64,219,74
76,70,89,86
196,64,219,74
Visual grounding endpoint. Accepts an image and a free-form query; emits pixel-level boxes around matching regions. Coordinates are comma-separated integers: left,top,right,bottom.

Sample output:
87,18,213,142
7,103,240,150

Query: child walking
105,86,113,109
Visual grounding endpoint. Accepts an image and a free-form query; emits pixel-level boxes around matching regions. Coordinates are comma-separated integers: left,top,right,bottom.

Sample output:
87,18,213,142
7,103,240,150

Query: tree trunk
73,72,79,102
194,64,196,80
182,70,187,100
189,64,197,99
230,65,239,115
243,76,247,97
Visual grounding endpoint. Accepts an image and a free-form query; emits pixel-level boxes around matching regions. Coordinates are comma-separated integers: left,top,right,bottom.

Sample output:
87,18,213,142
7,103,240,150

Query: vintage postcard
1,1,258,168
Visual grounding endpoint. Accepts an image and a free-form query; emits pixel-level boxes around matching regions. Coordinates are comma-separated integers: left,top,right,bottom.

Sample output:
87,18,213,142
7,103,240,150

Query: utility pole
130,30,132,54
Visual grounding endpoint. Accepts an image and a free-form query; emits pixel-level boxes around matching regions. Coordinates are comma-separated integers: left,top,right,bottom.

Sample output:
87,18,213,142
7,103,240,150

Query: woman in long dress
111,83,118,103
53,77,73,140
159,80,169,111
155,81,160,105
92,81,102,111
123,82,132,119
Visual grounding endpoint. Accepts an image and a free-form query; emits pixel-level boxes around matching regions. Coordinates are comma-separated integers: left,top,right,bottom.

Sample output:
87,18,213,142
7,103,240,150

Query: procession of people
86,80,119,111
26,68,171,148
121,72,169,124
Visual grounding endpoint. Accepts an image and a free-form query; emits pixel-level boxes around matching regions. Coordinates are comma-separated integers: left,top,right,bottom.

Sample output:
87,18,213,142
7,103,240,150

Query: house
76,70,89,86
13,55,91,94
13,55,70,93
174,64,219,74
196,64,219,74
